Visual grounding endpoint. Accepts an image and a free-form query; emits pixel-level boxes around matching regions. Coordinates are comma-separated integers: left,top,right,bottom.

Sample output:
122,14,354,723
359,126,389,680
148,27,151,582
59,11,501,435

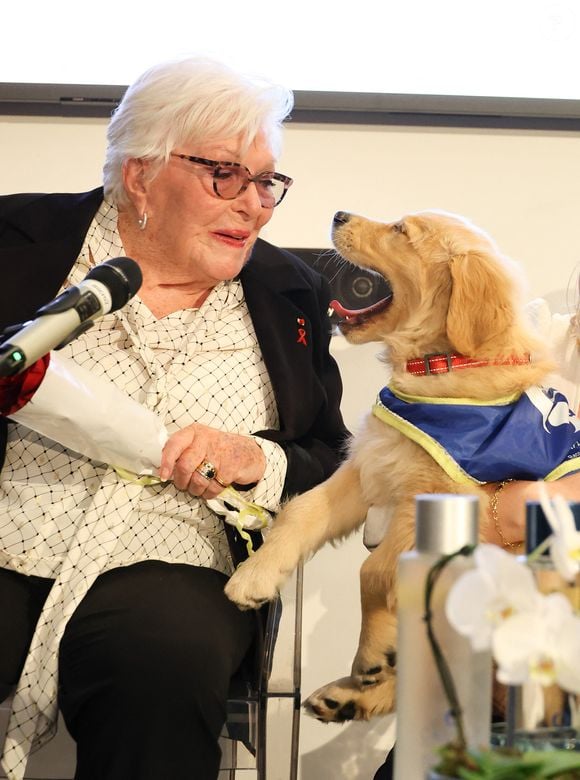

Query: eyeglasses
170,153,293,208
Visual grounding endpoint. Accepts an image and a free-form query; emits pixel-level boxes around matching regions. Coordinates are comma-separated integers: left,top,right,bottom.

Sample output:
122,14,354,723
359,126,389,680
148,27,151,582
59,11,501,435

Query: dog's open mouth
329,293,393,328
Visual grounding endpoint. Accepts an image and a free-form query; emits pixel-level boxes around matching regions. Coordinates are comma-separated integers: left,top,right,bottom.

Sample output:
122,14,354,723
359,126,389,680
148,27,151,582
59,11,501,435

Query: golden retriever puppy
225,209,556,722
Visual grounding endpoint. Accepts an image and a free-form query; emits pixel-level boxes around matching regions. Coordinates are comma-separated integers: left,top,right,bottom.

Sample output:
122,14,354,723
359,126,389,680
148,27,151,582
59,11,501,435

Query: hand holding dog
483,473,580,548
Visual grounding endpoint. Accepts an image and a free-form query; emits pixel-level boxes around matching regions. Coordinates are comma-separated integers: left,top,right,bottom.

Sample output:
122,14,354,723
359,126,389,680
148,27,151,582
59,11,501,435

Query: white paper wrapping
10,353,167,475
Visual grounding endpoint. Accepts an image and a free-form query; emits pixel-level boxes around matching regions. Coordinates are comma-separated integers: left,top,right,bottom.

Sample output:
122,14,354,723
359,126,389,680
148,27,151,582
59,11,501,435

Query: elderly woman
0,58,348,780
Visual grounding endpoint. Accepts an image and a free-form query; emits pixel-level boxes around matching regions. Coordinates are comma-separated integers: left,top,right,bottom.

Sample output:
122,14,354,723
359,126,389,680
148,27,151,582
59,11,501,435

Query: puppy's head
330,209,532,361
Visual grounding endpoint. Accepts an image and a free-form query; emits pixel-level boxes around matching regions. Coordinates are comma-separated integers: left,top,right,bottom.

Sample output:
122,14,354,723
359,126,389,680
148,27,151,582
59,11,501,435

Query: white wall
1,116,579,779
2,115,579,302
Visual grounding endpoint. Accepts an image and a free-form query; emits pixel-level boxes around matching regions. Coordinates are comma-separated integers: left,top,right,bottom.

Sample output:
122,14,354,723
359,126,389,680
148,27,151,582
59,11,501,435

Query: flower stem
505,685,518,748
424,544,476,751
525,536,551,564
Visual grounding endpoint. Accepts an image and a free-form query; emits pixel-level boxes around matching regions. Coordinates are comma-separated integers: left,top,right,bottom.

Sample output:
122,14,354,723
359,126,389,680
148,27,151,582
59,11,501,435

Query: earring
137,212,148,231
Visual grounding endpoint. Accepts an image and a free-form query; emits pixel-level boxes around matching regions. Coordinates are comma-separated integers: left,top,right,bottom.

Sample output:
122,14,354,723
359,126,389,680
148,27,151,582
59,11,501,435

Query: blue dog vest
373,385,580,485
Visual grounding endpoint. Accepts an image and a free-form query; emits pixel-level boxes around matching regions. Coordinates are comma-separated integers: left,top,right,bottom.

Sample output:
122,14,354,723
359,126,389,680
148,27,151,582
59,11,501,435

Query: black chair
219,561,303,779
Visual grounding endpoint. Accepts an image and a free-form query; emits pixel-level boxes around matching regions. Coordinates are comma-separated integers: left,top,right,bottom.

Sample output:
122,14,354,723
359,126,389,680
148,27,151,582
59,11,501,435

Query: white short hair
103,56,294,208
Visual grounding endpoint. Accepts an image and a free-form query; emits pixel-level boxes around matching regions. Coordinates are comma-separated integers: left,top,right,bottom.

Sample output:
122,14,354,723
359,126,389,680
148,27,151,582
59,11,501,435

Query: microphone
0,258,142,377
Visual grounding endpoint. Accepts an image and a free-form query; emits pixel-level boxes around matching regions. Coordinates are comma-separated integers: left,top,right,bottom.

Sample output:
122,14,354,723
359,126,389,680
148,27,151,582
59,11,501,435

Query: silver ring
195,460,217,481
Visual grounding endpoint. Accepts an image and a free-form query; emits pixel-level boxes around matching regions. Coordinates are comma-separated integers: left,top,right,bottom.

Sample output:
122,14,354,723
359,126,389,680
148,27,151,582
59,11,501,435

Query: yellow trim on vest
545,456,580,482
388,383,522,408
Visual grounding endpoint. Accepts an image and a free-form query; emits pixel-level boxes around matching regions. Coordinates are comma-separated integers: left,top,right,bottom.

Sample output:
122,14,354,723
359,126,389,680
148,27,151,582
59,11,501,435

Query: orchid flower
492,591,580,692
445,543,540,651
536,481,580,582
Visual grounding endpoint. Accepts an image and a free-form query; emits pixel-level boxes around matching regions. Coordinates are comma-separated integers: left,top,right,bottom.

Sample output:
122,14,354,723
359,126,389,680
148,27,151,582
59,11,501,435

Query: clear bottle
394,494,492,780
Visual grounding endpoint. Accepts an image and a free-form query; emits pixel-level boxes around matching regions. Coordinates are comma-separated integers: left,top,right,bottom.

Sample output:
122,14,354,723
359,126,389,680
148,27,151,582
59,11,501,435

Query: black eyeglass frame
170,153,293,207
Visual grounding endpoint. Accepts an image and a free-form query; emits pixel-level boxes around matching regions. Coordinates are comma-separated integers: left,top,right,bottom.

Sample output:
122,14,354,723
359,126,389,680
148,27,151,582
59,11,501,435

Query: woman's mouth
213,230,251,247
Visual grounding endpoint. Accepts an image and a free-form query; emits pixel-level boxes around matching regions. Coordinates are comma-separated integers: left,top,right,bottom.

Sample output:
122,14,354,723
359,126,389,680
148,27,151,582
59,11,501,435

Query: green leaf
522,750,580,777
434,747,580,779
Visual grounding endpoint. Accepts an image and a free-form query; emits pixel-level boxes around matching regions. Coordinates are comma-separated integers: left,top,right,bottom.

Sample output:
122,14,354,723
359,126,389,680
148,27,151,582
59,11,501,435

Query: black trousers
0,561,257,780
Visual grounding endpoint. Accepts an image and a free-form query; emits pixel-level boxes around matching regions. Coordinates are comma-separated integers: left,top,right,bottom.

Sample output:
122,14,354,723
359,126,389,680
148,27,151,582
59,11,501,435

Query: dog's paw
303,675,396,723
303,678,367,723
352,646,397,687
224,556,286,610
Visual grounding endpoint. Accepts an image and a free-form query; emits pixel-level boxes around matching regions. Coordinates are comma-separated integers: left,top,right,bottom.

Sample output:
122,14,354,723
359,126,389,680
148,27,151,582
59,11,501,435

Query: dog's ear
446,251,515,355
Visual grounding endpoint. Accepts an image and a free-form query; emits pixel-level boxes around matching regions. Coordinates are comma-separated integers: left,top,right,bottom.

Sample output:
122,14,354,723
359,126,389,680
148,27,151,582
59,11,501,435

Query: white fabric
0,199,287,779
527,297,580,414
10,352,167,476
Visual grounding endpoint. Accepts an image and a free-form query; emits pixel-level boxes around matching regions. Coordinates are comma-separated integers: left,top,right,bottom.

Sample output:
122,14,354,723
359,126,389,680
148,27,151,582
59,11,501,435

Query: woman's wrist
488,479,525,550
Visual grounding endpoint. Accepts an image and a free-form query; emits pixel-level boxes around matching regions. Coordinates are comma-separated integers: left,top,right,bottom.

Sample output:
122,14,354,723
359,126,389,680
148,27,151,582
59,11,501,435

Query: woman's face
137,131,278,286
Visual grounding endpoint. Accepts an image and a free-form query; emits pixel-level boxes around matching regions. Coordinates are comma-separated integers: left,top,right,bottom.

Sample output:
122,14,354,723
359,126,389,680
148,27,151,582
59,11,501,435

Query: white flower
537,482,580,582
492,591,580,692
446,544,540,651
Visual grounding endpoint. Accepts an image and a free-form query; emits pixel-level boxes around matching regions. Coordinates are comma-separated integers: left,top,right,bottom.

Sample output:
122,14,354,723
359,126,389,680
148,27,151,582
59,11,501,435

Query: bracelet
490,479,524,550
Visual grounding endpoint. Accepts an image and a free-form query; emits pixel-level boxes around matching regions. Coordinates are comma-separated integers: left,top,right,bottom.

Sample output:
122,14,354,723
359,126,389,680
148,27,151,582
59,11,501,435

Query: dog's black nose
333,211,351,226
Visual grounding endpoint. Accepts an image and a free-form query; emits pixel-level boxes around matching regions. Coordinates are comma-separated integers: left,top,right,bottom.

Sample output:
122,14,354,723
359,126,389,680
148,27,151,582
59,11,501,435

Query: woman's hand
482,472,580,548
159,422,266,498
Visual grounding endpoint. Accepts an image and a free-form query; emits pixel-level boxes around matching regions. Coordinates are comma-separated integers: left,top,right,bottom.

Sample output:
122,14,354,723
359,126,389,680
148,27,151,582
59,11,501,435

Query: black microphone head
86,258,143,312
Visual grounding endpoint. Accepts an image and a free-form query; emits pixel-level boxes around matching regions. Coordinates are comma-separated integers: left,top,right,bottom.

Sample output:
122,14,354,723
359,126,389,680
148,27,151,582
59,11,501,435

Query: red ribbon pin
296,318,308,346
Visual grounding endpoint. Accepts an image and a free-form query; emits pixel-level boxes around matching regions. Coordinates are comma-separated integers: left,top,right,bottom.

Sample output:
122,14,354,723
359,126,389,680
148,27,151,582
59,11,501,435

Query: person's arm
481,472,580,548
161,271,350,502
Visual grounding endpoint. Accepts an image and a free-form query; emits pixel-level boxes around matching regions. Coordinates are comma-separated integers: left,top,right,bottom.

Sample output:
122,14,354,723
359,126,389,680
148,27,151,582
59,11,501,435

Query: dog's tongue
329,297,391,318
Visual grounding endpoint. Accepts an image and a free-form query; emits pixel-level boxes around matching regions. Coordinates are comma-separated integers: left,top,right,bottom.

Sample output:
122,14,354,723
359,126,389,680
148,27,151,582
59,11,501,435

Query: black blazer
0,189,349,558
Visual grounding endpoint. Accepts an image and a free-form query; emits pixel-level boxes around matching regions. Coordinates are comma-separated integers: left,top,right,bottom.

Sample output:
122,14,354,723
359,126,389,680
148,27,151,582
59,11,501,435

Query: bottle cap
415,494,479,554
526,501,580,555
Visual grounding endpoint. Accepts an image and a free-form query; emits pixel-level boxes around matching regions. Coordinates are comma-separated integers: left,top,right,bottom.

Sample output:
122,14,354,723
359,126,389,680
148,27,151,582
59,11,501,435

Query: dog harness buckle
423,352,453,375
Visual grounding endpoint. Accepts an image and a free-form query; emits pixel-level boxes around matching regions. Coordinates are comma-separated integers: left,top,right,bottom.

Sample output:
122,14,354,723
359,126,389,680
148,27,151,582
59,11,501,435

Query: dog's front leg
225,462,368,610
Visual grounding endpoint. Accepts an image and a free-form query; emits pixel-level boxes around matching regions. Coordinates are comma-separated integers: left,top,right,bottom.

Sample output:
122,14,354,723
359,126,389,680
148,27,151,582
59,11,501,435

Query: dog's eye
393,221,407,235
